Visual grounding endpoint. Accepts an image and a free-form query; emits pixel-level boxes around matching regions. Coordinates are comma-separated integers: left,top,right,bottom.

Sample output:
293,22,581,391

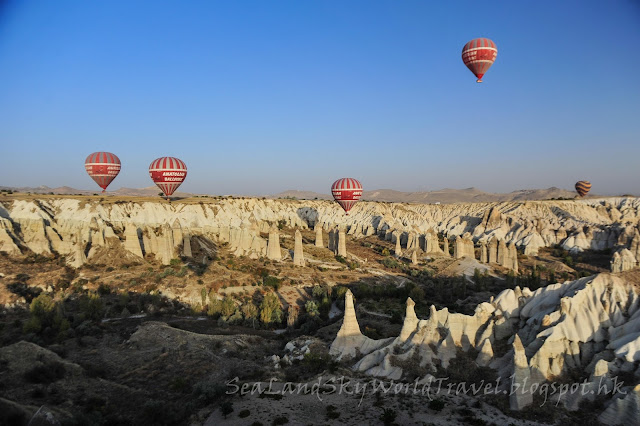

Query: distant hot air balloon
149,157,187,198
85,152,121,192
331,178,363,215
575,181,591,197
462,38,498,83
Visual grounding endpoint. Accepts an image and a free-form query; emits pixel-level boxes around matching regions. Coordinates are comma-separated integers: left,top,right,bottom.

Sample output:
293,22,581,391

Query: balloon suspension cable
102,189,106,193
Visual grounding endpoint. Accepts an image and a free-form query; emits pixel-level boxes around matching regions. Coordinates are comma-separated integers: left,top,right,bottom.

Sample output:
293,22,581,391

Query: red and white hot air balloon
462,38,498,83
149,157,187,198
85,152,121,192
331,178,363,215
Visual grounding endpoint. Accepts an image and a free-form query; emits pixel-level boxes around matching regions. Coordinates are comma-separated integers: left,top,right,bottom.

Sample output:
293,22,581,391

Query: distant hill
0,185,195,198
0,185,613,204
273,187,587,204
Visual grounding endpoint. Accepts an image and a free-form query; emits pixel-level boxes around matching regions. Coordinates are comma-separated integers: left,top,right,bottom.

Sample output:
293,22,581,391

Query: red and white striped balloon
85,152,121,192
462,38,498,83
331,178,363,215
149,157,187,197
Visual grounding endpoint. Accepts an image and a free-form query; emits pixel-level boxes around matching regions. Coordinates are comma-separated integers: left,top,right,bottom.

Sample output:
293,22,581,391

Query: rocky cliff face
330,271,640,423
0,197,639,268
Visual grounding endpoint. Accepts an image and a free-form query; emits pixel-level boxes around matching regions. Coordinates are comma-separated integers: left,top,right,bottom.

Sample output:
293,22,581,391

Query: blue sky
1,0,638,195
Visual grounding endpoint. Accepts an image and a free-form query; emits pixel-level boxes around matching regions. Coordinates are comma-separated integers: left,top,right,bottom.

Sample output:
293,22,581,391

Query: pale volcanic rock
562,230,592,253
521,231,545,256
443,237,450,257
2,196,640,268
158,224,175,265
20,218,51,254
424,229,441,253
629,228,640,262
497,239,507,266
510,334,533,410
329,290,389,360
67,235,86,268
598,384,640,425
411,251,418,265
337,227,347,257
267,227,282,261
488,238,498,263
611,248,637,273
330,271,640,416
395,234,402,257
0,227,21,255
44,226,65,254
398,298,419,342
124,224,144,258
476,339,494,367
182,233,192,257
463,232,475,258
172,219,183,249
314,224,323,248
293,229,305,267
507,242,519,272
480,241,488,263
564,359,614,410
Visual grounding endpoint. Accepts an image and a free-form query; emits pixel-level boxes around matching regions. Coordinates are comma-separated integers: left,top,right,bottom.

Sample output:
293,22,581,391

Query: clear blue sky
1,0,639,195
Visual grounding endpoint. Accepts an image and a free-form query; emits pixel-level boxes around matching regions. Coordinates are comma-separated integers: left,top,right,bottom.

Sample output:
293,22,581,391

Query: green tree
241,302,258,327
221,297,236,317
305,300,319,317
260,292,282,325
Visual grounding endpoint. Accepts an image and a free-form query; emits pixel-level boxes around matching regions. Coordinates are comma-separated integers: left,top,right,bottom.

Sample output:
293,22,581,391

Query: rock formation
158,224,175,265
1,196,639,268
598,384,640,425
329,290,389,360
267,226,281,261
611,248,636,273
424,229,440,253
328,228,337,254
510,335,533,410
331,272,640,416
480,241,488,263
454,233,475,259
124,224,144,258
337,227,347,257
182,233,192,257
443,237,449,257
314,224,323,248
293,229,305,266
395,232,402,257
488,238,498,263
411,251,417,265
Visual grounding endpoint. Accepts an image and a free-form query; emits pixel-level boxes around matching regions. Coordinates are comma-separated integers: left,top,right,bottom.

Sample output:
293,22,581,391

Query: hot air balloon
85,152,121,192
149,157,187,198
462,38,498,83
331,178,363,215
575,181,591,197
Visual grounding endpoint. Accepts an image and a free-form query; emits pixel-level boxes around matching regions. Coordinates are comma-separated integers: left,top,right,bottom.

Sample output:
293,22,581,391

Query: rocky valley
1,193,640,425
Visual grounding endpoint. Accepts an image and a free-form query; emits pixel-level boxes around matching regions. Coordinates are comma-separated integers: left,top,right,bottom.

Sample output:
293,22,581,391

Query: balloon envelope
149,157,187,197
575,181,591,197
85,152,121,192
462,38,498,83
331,178,363,215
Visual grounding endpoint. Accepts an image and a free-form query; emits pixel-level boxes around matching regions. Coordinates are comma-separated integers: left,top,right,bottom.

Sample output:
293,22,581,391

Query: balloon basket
476,79,483,83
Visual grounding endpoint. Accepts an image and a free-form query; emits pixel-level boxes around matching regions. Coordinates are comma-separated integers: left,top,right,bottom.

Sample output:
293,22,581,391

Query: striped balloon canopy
462,38,498,83
149,157,187,197
85,152,121,192
575,181,591,197
331,178,363,215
